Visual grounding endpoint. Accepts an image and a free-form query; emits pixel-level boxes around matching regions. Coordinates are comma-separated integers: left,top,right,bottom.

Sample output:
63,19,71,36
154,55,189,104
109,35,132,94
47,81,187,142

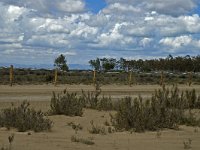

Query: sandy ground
0,84,200,102
0,84,200,150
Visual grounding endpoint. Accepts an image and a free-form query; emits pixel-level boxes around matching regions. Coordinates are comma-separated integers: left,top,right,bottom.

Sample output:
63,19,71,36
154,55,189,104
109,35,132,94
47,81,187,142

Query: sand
0,84,200,150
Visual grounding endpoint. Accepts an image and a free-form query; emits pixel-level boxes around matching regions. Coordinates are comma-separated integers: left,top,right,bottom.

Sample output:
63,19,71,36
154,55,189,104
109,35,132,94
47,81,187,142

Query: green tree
54,54,69,71
118,57,127,71
101,58,116,71
89,58,101,71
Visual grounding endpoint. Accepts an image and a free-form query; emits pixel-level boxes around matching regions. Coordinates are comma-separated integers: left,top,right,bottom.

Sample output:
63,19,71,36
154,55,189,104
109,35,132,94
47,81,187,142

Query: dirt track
0,84,200,102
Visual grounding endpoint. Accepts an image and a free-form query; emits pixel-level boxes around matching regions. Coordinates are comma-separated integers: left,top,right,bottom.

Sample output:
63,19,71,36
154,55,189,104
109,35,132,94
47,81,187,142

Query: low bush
0,101,52,132
80,83,101,109
97,96,113,111
80,83,114,110
110,86,200,132
50,90,83,116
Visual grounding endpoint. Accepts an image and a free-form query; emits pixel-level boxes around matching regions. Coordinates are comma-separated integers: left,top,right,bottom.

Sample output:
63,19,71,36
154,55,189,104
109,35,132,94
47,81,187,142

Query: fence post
10,65,14,86
93,69,96,85
54,68,58,86
160,71,164,86
129,70,132,87
188,72,192,86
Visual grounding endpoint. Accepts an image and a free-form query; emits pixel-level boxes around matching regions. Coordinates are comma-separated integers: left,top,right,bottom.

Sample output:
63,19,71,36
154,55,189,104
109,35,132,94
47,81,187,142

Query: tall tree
118,57,127,71
101,58,116,71
89,58,101,71
54,54,69,71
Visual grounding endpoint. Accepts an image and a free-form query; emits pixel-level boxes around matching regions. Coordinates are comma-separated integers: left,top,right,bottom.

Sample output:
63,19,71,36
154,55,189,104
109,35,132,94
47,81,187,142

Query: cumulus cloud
0,0,200,65
105,0,198,16
159,35,200,51
1,0,86,16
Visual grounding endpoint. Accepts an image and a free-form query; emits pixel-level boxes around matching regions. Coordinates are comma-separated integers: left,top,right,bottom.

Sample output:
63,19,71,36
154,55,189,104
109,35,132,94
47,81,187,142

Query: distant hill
68,64,90,70
0,63,90,70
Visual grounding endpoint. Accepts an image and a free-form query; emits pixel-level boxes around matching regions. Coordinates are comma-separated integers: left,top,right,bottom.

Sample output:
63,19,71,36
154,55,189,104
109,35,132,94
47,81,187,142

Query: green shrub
80,83,101,109
0,101,52,132
97,96,113,111
111,86,200,132
80,83,113,110
50,90,83,116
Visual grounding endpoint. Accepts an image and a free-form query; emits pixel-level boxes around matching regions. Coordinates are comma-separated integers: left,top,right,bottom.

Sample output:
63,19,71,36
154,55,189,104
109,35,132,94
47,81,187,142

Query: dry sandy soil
0,84,200,150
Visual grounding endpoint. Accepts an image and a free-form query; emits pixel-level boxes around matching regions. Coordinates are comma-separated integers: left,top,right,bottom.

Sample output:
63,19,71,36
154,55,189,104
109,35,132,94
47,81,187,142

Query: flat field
0,84,200,150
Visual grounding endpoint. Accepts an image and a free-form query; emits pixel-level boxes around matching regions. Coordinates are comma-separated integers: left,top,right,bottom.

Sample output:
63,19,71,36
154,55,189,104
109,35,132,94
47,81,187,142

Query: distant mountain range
0,63,91,70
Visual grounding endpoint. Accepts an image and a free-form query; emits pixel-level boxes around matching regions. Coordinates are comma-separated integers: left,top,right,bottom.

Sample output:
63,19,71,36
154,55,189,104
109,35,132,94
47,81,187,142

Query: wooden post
54,68,58,86
129,70,132,87
93,69,96,85
10,65,14,86
160,71,164,86
188,72,192,86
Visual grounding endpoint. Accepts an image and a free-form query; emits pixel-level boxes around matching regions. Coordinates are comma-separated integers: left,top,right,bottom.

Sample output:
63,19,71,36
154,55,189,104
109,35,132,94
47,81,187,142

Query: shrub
185,89,199,109
0,101,52,132
80,83,113,110
97,96,113,111
80,83,101,109
50,90,83,116
111,86,200,132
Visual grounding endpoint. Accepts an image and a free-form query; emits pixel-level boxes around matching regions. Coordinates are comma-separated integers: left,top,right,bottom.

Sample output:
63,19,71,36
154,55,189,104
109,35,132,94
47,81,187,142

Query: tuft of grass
0,146,8,150
88,120,106,135
71,135,95,145
156,130,162,138
183,138,192,149
194,128,198,133
67,122,83,133
104,120,110,126
0,134,15,150
108,126,115,134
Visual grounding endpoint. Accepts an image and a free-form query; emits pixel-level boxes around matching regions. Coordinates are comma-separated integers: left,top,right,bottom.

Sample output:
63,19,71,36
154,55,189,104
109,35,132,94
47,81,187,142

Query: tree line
54,54,200,72
89,55,200,72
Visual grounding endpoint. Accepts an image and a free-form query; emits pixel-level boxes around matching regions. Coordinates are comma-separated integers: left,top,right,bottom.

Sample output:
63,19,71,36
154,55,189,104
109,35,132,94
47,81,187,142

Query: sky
0,0,200,66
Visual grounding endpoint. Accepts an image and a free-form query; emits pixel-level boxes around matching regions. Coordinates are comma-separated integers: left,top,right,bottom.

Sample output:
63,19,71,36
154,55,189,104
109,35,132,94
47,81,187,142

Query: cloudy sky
0,0,200,66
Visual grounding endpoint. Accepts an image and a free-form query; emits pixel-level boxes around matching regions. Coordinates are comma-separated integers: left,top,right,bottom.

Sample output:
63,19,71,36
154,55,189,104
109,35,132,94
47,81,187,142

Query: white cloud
1,0,86,16
159,35,200,53
105,0,198,16
140,38,153,47
70,22,98,39
102,3,142,14
160,36,192,48
57,0,85,13
25,34,69,48
0,1,200,65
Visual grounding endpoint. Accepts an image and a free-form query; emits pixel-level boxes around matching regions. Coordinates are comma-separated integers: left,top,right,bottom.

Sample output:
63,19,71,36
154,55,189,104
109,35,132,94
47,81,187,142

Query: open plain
0,84,200,150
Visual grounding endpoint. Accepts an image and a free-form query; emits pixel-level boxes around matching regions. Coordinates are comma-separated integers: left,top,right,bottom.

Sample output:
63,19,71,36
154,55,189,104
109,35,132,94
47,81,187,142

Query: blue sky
0,0,200,67
85,0,106,13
